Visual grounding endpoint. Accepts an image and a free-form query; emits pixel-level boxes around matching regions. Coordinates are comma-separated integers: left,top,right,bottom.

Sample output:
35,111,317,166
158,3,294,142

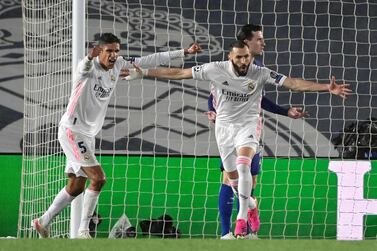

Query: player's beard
231,61,250,76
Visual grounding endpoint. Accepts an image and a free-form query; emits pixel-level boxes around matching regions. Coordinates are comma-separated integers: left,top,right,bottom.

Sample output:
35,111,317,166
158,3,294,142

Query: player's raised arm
76,45,102,75
282,76,352,99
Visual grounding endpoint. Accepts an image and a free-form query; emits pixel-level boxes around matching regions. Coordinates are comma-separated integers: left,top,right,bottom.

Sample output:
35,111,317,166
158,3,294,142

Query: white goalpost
18,0,376,239
69,0,86,239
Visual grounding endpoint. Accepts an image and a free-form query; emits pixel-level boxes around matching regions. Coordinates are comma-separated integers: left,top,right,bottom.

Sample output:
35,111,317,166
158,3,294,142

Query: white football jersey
192,61,286,124
60,50,185,137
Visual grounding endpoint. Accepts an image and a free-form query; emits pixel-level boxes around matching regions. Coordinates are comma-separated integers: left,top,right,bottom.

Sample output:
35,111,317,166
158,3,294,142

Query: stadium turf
0,239,376,251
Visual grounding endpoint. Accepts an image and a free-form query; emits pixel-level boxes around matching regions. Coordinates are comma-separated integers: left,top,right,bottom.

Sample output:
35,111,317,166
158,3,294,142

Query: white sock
236,156,252,220
40,187,75,227
248,196,256,210
230,185,256,210
79,189,99,232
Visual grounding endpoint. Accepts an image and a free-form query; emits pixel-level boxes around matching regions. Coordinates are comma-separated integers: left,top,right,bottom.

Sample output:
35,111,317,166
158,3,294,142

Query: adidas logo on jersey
222,81,229,86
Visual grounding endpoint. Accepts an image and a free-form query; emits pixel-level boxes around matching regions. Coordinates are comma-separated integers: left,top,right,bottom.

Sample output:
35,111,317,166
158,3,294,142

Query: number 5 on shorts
77,141,87,154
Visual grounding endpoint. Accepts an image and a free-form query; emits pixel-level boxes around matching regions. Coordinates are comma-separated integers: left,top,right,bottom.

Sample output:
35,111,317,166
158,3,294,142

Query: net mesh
19,0,377,239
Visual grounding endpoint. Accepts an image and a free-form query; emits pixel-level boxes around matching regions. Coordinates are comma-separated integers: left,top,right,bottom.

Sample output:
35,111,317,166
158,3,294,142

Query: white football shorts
58,125,100,177
215,119,261,172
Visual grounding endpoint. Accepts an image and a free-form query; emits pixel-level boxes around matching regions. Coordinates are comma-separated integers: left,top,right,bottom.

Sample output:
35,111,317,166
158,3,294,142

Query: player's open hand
185,43,202,55
119,67,130,78
287,107,309,119
123,64,148,80
329,76,352,99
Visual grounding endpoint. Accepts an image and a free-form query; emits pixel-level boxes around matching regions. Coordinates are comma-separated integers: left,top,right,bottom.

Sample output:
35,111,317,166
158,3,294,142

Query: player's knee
227,170,238,180
69,187,85,197
66,175,86,196
90,176,106,190
66,183,85,197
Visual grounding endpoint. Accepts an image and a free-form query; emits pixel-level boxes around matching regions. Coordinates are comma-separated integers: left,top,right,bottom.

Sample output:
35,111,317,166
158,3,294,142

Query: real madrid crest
247,81,255,91
84,154,91,161
111,75,116,81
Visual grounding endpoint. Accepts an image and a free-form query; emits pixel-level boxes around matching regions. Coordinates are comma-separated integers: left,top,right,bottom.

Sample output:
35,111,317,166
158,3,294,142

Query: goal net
18,0,377,239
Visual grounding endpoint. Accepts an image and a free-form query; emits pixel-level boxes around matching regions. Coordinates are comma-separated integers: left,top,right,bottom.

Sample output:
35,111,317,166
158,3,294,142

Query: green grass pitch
1,239,377,251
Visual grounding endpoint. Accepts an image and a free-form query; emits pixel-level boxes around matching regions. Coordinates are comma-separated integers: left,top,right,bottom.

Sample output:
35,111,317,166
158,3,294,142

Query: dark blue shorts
219,153,261,176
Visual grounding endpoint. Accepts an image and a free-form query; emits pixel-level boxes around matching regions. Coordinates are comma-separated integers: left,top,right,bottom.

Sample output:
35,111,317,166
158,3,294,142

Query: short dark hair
229,40,248,50
97,33,121,45
236,24,262,41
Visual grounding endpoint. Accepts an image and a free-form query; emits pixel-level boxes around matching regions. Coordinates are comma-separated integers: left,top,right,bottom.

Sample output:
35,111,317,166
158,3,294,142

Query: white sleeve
261,67,287,87
76,56,94,76
191,63,216,81
121,49,185,68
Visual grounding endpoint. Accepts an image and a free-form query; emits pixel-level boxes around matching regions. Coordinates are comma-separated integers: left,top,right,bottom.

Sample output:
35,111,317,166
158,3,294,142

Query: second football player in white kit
32,33,201,238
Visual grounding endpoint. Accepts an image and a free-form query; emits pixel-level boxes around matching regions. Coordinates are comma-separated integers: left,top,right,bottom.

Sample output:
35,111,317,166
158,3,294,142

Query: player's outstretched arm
125,43,202,68
125,64,193,81
328,76,352,99
184,43,202,55
148,67,193,80
282,76,352,99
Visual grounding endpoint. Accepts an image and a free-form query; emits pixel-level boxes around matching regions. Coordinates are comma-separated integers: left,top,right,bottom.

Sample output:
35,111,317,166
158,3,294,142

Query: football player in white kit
31,33,202,238
126,40,351,238
210,24,308,240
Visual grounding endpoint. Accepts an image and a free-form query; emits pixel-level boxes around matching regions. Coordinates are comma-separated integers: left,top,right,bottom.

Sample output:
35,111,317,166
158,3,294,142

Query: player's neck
97,58,110,71
99,63,110,71
250,55,256,64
